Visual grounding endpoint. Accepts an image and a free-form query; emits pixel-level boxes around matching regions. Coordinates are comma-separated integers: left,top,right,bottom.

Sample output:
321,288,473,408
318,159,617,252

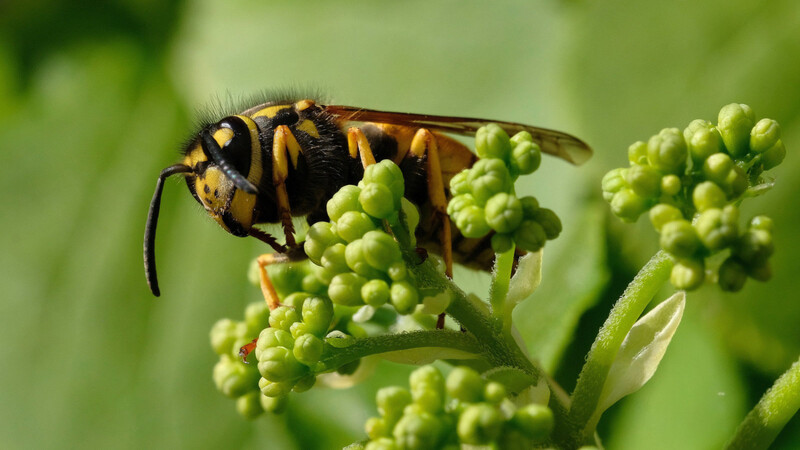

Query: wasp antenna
144,164,193,297
201,131,259,194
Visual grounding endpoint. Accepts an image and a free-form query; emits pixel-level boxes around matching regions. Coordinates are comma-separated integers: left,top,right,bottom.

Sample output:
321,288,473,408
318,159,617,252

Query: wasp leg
347,127,378,168
409,129,454,329
256,252,292,310
272,125,305,248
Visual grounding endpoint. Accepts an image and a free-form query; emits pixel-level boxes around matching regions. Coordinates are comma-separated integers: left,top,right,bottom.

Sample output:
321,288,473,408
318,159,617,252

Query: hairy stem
567,251,673,443
490,245,515,332
725,355,800,450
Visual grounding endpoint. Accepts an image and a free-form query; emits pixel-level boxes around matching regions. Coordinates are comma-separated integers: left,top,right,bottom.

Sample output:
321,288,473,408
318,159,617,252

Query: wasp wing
324,105,592,165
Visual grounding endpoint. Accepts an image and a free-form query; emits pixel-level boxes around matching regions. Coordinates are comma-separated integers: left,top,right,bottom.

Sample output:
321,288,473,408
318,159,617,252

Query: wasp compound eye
202,116,259,194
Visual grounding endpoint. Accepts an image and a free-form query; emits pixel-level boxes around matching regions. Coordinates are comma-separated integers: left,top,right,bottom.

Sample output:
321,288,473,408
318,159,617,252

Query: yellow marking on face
233,115,263,185
183,144,207,167
294,99,315,111
296,119,320,138
194,166,230,212
228,189,256,230
251,104,291,119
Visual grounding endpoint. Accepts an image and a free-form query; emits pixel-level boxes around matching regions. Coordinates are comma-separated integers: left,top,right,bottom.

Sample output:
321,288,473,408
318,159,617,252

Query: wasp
144,97,591,305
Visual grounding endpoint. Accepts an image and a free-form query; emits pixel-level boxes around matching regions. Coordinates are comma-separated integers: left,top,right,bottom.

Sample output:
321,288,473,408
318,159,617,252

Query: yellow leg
347,127,377,168
409,129,454,330
256,252,291,310
272,125,305,248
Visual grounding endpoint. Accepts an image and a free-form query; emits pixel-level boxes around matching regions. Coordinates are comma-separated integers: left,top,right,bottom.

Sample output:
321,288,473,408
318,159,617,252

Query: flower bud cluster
209,301,286,418
601,104,785,291
357,365,553,449
254,292,335,401
447,124,561,253
304,160,423,314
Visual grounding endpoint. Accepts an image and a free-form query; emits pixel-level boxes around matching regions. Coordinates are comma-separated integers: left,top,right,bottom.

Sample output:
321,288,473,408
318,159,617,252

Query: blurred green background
1,0,798,448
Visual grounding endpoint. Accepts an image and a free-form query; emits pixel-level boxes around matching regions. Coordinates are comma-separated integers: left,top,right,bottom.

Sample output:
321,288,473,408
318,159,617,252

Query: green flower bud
457,404,504,445
628,141,648,165
361,183,398,219
210,318,240,356
484,193,523,234
236,391,264,419
301,273,326,295
257,346,307,382
300,296,333,337
483,381,507,404
626,164,662,199
213,355,260,398
649,203,684,233
292,374,315,392
345,239,385,279
519,196,540,219
531,207,562,240
289,322,310,339
321,243,350,276
413,387,444,414
449,170,470,196
446,366,484,403
258,377,293,398
267,261,309,298
282,292,312,310
446,194,476,222
511,404,554,442
305,222,343,265
747,260,772,282
510,130,533,147
377,386,413,425
268,306,300,332
717,103,755,157
670,258,705,290
410,365,445,392
692,181,727,212
750,215,774,232
363,160,405,205
257,327,294,351
647,128,688,174
390,280,419,314
610,188,649,222
510,140,541,176
684,119,724,163
694,208,738,252
660,219,701,258
329,273,368,306
260,391,288,413
702,153,746,198
455,205,491,238
514,220,547,252
362,230,403,272
475,123,512,161
750,118,781,153
365,437,397,450
393,412,443,450
735,229,774,265
337,211,378,243
491,233,514,253
327,185,363,223
387,261,408,282
362,279,391,307
400,198,420,235
661,174,681,197
244,302,270,336
365,417,389,440
718,257,748,292
467,159,512,205
602,168,628,202
293,333,323,366
761,140,786,170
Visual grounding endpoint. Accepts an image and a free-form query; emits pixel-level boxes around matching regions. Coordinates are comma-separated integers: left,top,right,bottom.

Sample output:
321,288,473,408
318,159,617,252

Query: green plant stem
490,245,515,329
567,250,673,444
320,330,481,371
725,355,800,450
